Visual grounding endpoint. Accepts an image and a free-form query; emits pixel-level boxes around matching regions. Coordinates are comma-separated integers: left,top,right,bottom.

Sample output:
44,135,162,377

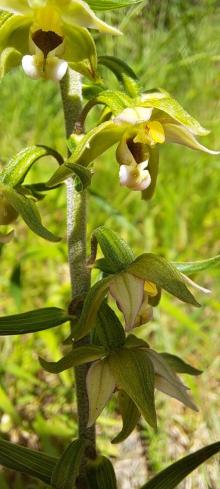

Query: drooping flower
0,0,120,81
48,90,219,197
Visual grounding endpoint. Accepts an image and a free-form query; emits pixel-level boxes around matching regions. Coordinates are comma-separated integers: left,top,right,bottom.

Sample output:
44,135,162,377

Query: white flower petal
87,360,115,427
119,162,151,191
109,272,145,330
155,374,198,411
22,54,42,79
181,273,211,295
45,56,68,81
115,107,153,126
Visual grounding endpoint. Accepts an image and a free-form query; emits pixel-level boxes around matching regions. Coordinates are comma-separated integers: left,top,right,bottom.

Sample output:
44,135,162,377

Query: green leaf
1,184,61,241
98,55,139,96
51,439,86,489
87,0,143,9
94,302,126,349
86,455,118,489
72,276,113,340
0,437,57,484
112,391,140,444
142,146,159,200
48,121,124,186
0,307,69,335
140,94,209,136
173,255,220,275
141,441,220,489
109,348,156,429
69,163,92,190
87,359,115,426
160,353,202,376
93,226,134,272
98,55,137,81
0,145,63,187
39,345,106,373
127,254,200,307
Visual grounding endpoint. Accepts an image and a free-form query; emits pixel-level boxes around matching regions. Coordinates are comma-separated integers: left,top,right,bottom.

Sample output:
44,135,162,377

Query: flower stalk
60,69,95,474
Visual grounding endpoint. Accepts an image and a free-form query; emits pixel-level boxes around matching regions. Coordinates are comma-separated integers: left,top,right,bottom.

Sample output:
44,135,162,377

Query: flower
0,0,120,81
109,271,158,330
113,102,219,193
48,90,219,197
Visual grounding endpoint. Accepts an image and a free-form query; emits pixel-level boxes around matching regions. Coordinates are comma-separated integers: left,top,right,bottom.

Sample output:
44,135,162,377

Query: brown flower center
32,29,63,57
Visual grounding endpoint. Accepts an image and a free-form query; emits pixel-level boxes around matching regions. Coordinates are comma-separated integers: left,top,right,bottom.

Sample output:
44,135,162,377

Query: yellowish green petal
0,0,30,14
164,123,220,154
63,0,122,35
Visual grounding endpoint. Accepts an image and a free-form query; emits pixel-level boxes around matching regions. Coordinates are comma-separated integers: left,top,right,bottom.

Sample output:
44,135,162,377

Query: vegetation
0,0,219,488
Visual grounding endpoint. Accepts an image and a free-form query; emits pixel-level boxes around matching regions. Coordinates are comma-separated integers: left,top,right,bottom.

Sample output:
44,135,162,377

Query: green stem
60,70,96,453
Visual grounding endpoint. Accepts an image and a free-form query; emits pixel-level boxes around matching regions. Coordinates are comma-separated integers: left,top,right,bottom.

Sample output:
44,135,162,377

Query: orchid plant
0,1,219,488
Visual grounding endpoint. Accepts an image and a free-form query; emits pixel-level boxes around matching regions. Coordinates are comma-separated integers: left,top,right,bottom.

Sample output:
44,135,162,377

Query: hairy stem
60,70,95,454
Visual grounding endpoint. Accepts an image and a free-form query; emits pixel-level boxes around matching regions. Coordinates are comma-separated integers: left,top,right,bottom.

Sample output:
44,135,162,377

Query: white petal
45,57,68,81
22,54,42,79
119,163,151,191
181,273,211,295
87,360,115,427
155,374,198,411
114,107,153,126
109,272,145,330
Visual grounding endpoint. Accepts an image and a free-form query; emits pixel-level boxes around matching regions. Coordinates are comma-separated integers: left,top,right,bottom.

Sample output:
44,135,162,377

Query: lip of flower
0,0,121,81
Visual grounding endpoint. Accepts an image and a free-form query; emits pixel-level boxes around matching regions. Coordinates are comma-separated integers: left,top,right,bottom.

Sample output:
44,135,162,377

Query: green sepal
95,90,133,115
0,307,70,335
0,46,21,78
160,353,202,376
140,441,220,489
87,0,143,10
72,276,113,340
0,12,30,52
124,334,149,349
95,258,116,274
51,439,86,489
93,302,126,350
0,146,63,187
142,146,159,201
127,254,200,307
140,93,209,136
64,24,97,80
174,255,220,275
86,455,118,489
48,121,124,186
108,348,156,429
112,391,140,444
39,345,106,373
0,437,57,484
1,184,61,242
93,226,134,272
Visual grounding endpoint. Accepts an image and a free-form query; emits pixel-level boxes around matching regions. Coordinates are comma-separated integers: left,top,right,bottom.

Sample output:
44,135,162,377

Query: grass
0,0,220,487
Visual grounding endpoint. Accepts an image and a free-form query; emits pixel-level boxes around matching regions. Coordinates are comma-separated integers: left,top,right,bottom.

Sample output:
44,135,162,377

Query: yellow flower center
134,121,165,146
144,281,158,297
32,6,63,36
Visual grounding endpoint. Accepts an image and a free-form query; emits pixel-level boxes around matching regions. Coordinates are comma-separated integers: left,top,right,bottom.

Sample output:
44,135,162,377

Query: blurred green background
0,0,220,487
